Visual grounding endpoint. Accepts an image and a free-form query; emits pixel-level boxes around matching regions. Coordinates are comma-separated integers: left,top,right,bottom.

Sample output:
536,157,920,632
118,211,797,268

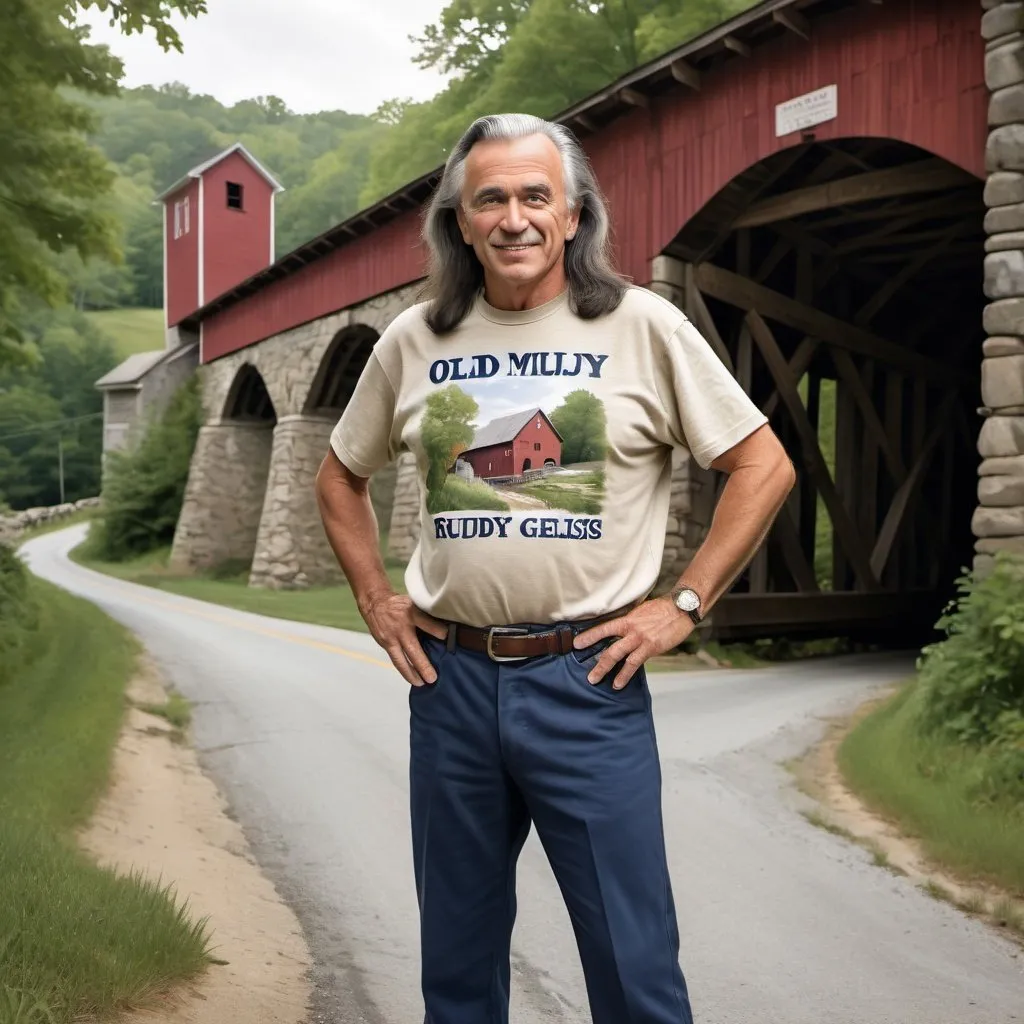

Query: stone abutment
249,415,340,588
977,0,1024,572
169,422,274,572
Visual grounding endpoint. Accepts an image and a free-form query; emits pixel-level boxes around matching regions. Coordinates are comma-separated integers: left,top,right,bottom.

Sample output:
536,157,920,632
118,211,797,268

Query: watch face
675,589,700,612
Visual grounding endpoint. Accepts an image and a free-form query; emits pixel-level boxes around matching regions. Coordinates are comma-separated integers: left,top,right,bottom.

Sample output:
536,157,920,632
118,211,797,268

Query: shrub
427,476,510,514
916,553,1024,746
914,553,1024,805
87,376,202,561
0,544,40,687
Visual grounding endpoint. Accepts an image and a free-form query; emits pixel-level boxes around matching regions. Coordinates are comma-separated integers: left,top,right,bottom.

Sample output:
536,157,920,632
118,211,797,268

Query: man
315,112,795,1024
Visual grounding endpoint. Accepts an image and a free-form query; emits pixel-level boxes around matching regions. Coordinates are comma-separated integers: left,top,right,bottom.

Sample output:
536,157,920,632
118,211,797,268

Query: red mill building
98,0,1024,642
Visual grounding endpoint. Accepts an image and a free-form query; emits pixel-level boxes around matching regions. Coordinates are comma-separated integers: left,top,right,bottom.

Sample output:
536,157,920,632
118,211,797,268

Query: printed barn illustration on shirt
419,375,609,518
458,408,562,479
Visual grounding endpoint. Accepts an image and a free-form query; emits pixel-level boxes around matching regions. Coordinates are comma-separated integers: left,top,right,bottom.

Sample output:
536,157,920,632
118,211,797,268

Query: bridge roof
182,0,840,329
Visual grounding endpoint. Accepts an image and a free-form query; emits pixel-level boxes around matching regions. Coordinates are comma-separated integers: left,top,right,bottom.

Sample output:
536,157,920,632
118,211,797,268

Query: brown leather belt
446,606,631,662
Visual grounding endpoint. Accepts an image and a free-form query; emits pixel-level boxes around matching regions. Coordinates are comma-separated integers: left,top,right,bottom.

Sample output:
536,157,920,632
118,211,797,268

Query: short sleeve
656,318,768,469
329,351,398,478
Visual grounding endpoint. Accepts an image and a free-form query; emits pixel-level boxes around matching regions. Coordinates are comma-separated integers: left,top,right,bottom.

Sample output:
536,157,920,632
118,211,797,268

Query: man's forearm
314,452,394,616
677,444,795,613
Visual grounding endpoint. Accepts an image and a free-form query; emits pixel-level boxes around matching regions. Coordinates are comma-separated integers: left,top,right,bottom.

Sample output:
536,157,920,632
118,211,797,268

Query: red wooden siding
587,0,986,286
463,445,514,480
199,0,985,362
201,151,276,307
165,179,199,328
201,212,426,362
462,415,562,479
514,415,561,474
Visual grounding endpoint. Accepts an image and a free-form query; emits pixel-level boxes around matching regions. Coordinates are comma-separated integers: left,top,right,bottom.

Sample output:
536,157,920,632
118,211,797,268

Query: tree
549,390,607,465
0,0,207,367
361,0,758,203
0,307,117,507
420,385,478,510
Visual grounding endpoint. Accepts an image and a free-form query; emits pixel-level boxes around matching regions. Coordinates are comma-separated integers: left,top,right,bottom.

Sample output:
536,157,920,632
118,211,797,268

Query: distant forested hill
67,85,385,312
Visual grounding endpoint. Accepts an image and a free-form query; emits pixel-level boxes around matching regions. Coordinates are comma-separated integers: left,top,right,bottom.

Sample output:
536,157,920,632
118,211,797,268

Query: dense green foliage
85,374,202,561
838,555,1024,898
0,0,206,368
549,390,608,464
0,575,212,1023
360,0,758,202
0,545,41,688
421,385,479,512
914,554,1024,792
0,306,116,509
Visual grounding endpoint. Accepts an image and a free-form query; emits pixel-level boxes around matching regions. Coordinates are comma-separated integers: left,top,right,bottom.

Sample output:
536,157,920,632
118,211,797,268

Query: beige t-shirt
330,285,766,627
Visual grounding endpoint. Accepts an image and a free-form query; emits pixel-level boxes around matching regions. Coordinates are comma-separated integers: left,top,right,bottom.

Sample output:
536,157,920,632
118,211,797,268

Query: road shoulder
77,657,314,1024
792,692,1024,947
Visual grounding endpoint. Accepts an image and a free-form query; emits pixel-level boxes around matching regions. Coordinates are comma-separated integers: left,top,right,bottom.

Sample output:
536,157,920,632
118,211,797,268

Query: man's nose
500,199,528,234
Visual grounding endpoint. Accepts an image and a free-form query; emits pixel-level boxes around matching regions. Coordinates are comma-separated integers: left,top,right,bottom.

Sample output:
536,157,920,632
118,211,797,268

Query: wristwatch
672,586,703,626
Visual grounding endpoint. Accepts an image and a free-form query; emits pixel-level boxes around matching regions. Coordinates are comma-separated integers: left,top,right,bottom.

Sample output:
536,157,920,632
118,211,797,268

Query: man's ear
455,205,472,244
565,206,581,241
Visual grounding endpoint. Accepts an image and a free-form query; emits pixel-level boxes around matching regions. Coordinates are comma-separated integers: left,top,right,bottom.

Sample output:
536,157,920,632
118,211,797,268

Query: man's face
455,133,580,302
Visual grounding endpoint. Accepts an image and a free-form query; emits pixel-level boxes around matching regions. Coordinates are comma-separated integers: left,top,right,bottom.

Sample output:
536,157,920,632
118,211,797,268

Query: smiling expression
455,133,580,309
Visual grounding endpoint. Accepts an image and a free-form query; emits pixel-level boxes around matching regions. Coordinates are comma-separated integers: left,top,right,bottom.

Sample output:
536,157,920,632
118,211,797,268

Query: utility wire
0,411,104,443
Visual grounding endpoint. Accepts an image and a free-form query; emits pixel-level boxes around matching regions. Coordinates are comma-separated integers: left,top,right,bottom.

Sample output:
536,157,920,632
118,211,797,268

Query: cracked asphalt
22,525,1023,1023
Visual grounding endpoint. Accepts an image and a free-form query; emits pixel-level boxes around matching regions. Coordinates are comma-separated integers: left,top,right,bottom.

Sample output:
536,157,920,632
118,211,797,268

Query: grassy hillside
0,563,213,1022
85,308,165,359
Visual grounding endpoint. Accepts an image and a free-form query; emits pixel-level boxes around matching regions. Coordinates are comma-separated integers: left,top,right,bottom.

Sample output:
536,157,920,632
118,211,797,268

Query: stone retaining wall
0,497,100,547
976,0,1024,573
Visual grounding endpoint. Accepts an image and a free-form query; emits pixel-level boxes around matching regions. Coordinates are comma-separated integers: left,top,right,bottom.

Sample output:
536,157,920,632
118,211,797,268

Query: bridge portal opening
663,138,984,645
218,363,277,575
304,324,397,535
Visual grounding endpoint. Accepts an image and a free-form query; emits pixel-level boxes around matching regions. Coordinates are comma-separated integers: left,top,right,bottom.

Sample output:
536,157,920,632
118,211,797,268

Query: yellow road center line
59,557,394,670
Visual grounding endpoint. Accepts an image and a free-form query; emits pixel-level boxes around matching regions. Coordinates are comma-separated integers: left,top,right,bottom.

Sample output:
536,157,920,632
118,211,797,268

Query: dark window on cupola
226,181,244,210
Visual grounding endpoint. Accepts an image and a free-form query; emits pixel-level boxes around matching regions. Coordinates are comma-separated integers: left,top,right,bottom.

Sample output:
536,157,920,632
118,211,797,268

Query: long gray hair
421,113,627,334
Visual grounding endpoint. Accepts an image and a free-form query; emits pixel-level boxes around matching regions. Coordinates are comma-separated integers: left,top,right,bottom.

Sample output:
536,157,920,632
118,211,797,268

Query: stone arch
223,362,278,423
302,324,379,417
169,362,278,576
652,136,984,644
297,322,401,545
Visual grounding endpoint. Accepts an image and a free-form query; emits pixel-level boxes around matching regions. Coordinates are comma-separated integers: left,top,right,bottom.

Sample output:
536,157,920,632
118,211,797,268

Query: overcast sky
77,0,452,115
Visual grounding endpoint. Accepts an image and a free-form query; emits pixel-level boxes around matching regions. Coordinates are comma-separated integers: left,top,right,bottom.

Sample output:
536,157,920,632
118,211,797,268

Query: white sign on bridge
775,84,838,137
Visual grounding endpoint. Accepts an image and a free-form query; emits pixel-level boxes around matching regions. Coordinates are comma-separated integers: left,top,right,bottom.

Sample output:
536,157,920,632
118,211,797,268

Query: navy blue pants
409,625,694,1024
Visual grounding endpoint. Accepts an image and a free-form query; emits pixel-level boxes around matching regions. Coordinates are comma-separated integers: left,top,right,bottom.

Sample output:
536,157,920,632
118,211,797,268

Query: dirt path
792,694,1024,945
78,660,313,1024
493,488,548,510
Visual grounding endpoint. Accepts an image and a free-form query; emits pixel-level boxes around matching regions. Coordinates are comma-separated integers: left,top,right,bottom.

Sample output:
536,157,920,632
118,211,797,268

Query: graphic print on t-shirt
421,349,609,540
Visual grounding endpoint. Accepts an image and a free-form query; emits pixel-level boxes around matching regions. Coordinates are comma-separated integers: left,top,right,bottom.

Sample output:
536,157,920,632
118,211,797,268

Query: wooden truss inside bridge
665,139,985,643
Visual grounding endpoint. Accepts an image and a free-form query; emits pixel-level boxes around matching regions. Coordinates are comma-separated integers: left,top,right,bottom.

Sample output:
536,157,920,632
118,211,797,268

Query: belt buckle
486,626,531,662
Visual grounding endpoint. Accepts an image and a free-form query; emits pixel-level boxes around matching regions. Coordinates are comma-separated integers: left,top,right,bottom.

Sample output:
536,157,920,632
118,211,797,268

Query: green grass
517,480,603,514
429,476,510,513
837,680,1024,896
71,541,408,634
136,691,192,736
85,308,164,359
0,577,213,1023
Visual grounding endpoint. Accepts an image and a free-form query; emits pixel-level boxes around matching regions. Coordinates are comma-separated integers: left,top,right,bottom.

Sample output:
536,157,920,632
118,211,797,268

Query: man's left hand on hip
572,598,694,690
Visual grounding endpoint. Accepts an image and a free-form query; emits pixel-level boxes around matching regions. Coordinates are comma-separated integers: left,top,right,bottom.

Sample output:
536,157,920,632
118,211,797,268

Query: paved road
23,526,1023,1023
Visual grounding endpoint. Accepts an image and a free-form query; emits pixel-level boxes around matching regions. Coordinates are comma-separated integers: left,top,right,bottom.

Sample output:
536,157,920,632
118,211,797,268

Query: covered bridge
137,0,1022,643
